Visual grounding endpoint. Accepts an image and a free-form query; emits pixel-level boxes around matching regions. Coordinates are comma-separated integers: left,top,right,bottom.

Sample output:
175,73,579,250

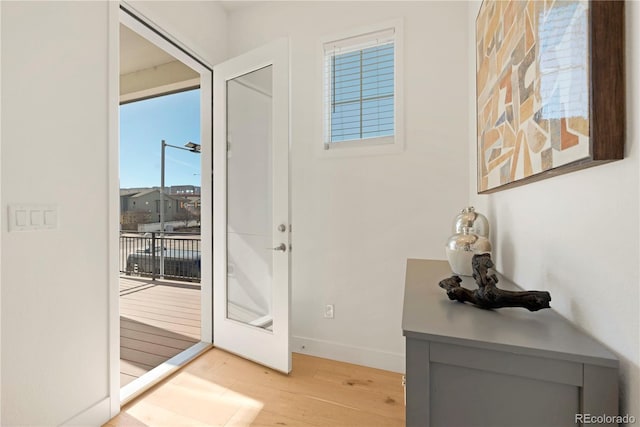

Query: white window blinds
323,27,395,147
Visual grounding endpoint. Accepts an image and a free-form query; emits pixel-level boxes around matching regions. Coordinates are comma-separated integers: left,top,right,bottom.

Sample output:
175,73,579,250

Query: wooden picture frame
476,0,625,194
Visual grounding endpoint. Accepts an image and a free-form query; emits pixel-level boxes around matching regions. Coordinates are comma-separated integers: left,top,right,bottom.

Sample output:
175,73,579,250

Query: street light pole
160,140,166,278
159,140,201,280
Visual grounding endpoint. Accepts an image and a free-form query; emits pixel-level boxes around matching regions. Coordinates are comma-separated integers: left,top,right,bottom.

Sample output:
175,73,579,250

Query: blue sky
120,89,201,188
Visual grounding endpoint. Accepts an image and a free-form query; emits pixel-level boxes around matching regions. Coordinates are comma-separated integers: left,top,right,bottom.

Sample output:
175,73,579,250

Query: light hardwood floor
106,348,405,427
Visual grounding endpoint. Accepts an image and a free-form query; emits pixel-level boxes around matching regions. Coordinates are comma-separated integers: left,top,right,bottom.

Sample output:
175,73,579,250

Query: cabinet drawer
430,342,582,386
430,361,580,427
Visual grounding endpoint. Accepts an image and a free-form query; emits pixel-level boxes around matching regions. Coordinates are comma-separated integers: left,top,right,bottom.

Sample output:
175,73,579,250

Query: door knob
272,243,287,252
278,224,287,232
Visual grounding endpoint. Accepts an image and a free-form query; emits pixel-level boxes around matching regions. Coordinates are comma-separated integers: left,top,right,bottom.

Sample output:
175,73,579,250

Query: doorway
115,5,213,404
109,5,292,416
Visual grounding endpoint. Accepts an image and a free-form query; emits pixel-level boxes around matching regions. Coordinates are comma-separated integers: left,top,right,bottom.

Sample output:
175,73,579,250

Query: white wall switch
30,210,43,226
15,210,27,227
9,204,58,232
44,210,57,226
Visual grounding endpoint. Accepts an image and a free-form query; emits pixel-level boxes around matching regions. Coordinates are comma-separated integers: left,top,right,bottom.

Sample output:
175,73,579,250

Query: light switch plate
8,204,58,231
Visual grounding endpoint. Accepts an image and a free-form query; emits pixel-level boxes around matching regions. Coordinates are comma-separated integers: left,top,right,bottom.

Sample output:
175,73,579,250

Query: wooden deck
120,276,201,387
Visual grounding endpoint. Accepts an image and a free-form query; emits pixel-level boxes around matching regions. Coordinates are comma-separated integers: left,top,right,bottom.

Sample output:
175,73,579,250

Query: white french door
213,38,291,373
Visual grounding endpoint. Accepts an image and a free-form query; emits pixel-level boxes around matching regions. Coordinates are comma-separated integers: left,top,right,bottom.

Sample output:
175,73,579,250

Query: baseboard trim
292,335,405,373
61,396,111,426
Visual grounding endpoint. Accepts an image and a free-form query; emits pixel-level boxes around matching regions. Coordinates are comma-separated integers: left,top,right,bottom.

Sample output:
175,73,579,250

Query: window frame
319,19,404,157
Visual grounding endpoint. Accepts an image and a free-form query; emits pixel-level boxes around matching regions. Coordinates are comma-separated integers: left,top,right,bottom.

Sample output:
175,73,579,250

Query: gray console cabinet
402,259,618,427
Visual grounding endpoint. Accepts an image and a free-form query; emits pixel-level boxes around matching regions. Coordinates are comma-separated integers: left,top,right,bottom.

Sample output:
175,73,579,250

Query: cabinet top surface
402,259,617,367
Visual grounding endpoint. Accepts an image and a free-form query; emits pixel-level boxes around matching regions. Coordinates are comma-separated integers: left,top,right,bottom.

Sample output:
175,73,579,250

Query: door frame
108,1,214,415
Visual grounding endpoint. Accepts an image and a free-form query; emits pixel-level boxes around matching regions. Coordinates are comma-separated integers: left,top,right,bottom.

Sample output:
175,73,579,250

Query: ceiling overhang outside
120,24,199,103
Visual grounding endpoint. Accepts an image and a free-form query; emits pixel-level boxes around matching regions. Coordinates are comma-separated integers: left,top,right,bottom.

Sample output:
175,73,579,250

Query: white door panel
213,38,290,373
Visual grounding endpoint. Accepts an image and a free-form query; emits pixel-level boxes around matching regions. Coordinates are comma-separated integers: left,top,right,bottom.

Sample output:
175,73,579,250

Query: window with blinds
323,27,396,149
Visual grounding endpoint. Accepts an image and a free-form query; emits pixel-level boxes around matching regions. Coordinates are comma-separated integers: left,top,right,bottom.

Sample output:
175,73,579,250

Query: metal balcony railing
120,231,201,282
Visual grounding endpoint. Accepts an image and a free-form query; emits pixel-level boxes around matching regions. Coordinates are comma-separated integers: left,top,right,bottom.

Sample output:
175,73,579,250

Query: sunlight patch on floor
122,372,264,427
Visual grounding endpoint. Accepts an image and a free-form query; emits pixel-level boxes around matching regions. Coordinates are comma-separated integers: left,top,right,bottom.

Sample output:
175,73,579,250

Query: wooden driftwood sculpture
439,253,551,312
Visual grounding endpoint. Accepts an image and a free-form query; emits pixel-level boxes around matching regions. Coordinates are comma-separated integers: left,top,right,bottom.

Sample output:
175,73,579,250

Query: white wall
0,1,227,425
1,2,111,424
227,1,469,372
467,1,640,419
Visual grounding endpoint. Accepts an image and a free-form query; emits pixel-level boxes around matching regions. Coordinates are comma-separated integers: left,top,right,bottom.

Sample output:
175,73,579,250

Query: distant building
169,185,201,212
120,188,188,223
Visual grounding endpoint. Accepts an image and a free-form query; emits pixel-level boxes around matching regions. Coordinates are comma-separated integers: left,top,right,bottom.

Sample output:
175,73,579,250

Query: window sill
319,136,403,158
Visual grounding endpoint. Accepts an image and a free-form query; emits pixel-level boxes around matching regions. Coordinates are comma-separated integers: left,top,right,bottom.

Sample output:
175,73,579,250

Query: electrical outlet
324,304,334,319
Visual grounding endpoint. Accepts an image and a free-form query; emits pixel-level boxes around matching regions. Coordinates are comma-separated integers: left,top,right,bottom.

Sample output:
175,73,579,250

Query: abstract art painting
476,0,625,193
